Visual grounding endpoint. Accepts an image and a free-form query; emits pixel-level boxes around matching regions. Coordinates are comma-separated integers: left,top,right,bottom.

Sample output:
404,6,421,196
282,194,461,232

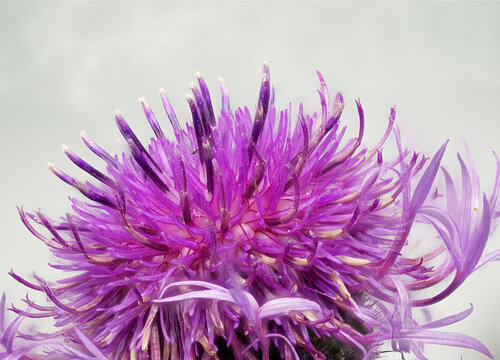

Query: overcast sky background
0,2,499,359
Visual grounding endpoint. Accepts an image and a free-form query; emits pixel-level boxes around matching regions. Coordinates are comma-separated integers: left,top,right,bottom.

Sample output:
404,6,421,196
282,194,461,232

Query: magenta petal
462,194,491,276
475,249,500,270
419,304,473,329
0,293,5,333
73,327,108,360
410,140,449,216
153,289,236,304
257,298,322,320
1,311,24,353
397,329,493,359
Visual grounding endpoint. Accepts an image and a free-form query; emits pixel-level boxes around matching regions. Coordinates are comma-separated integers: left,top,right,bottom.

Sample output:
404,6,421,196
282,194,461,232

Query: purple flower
5,64,500,359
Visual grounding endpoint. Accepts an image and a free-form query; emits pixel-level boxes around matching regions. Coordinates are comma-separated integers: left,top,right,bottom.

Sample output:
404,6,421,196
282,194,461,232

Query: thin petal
397,329,493,359
258,298,322,320
410,141,449,216
419,304,473,329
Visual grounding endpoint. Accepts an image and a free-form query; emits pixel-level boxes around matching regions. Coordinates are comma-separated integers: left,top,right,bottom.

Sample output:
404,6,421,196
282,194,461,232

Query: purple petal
257,298,322,320
397,329,493,359
419,304,473,329
410,141,449,216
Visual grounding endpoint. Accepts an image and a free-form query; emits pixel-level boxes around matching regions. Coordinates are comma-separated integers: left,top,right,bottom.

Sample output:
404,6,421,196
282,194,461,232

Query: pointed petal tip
61,144,69,153
316,70,325,83
263,60,270,71
390,107,396,120
79,130,87,138
114,111,128,129
439,140,450,154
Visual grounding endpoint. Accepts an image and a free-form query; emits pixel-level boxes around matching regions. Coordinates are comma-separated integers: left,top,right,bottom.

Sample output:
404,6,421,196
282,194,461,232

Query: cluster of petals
3,64,500,360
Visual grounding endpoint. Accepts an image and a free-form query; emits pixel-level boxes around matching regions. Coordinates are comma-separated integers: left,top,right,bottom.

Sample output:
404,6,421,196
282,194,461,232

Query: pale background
0,2,499,359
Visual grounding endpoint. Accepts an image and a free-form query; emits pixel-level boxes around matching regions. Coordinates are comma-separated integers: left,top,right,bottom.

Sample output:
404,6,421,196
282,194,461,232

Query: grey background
0,2,499,359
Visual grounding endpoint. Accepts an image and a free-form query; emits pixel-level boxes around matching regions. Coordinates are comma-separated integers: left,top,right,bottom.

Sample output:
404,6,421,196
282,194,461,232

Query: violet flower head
5,64,500,360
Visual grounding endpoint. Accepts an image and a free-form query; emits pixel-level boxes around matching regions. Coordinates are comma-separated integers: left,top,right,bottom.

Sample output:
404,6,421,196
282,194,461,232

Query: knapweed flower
4,63,500,360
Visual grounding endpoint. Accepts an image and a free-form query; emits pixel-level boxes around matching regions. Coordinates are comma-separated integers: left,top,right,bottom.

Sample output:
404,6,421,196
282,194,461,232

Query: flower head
6,64,500,359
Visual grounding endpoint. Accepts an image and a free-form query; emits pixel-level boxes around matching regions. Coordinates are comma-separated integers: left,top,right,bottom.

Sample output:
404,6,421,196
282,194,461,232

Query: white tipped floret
47,162,64,177
263,62,270,72
195,71,201,78
188,82,196,89
159,88,166,94
262,61,270,78
61,144,69,153
80,130,87,138
138,96,147,104
184,94,193,101
217,77,224,83
113,109,122,117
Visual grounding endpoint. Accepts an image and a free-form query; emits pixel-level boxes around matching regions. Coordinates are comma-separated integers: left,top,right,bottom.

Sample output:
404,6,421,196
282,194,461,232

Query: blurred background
0,2,499,359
